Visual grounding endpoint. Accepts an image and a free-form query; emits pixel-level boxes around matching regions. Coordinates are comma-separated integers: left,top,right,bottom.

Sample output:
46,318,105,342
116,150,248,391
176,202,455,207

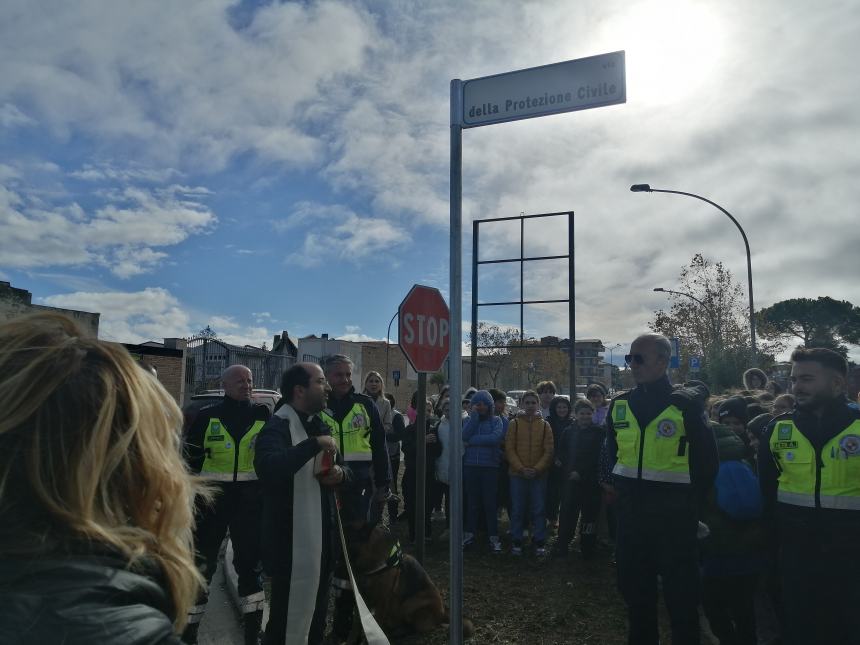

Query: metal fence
184,336,295,394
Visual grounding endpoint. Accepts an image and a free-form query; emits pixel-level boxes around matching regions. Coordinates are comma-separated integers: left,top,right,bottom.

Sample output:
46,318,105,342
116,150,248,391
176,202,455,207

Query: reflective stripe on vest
769,418,860,510
611,401,690,484
200,417,265,481
321,402,372,461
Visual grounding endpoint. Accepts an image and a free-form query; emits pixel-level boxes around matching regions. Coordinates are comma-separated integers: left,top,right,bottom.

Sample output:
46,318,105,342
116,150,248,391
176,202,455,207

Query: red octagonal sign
398,284,450,373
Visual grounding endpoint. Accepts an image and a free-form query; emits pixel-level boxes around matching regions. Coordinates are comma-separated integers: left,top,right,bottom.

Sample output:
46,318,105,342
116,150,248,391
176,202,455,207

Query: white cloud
0,103,34,128
0,181,217,277
40,287,273,348
278,201,409,267
337,332,386,343
68,162,181,184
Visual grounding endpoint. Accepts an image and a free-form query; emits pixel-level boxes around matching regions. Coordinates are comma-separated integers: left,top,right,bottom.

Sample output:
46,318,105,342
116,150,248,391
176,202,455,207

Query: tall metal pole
568,212,576,396
448,78,464,645
415,372,427,564
631,185,756,363
385,311,398,390
471,220,479,387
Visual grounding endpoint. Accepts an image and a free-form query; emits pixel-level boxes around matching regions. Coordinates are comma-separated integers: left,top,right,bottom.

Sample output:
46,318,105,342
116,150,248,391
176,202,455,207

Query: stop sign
398,284,450,373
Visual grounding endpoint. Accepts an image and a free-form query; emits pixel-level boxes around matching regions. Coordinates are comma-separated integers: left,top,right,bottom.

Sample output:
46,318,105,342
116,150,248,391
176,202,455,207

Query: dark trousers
183,483,264,644
616,499,701,645
264,572,330,645
402,463,433,540
431,480,450,525
702,574,758,645
545,465,564,523
779,524,860,645
464,465,499,537
557,479,601,556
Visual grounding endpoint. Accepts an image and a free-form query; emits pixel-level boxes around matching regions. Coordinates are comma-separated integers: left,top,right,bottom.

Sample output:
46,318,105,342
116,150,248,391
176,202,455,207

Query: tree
757,297,860,358
468,323,524,388
649,254,777,391
429,371,447,393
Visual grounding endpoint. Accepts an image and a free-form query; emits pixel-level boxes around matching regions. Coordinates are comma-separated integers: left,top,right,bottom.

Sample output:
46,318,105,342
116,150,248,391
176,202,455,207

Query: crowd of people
1,313,858,645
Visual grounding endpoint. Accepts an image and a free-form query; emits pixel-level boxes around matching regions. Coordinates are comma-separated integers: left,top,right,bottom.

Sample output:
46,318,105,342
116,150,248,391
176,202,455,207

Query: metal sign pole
415,371,427,564
448,77,464,645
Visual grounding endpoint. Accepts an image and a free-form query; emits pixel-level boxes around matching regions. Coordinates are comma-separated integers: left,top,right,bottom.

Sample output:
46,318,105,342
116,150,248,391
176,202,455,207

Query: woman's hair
363,370,385,397
0,313,205,627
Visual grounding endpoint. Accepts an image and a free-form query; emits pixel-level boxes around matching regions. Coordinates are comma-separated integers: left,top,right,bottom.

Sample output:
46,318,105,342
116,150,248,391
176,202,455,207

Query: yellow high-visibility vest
769,418,860,510
611,400,690,484
200,417,265,481
321,402,372,461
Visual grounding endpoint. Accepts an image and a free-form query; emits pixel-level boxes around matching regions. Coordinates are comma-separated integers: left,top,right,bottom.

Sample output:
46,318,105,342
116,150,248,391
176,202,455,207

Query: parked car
507,389,527,404
505,396,521,417
182,389,281,430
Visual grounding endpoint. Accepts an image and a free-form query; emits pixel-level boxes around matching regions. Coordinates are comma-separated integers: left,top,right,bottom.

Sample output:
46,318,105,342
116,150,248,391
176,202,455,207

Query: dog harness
361,541,404,577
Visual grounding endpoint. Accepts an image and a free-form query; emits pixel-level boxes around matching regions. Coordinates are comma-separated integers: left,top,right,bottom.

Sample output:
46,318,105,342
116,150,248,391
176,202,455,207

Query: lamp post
631,184,756,362
607,342,622,367
385,311,398,389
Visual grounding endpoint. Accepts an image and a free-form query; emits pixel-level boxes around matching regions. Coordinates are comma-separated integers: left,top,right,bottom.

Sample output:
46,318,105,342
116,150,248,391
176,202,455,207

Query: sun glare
601,0,728,107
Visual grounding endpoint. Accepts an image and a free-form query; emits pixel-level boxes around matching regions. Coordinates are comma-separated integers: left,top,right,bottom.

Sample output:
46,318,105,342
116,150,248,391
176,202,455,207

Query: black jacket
183,396,271,476
326,388,390,487
559,421,605,485
401,417,442,473
758,396,860,543
0,553,181,645
606,375,719,513
253,410,352,576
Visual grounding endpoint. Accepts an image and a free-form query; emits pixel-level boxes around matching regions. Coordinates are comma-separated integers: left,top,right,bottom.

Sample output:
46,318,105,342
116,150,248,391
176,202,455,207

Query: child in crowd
462,390,505,552
718,396,756,461
490,389,511,522
772,393,795,416
505,390,554,556
546,396,573,528
554,399,605,558
401,398,439,543
536,380,557,418
587,383,610,426
433,398,463,533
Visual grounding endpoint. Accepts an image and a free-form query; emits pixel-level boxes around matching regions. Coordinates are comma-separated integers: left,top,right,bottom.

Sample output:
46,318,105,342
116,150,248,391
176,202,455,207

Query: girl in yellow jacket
505,390,554,555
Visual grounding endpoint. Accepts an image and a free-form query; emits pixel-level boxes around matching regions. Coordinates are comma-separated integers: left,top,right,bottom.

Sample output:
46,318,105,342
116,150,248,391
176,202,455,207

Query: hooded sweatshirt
462,390,504,468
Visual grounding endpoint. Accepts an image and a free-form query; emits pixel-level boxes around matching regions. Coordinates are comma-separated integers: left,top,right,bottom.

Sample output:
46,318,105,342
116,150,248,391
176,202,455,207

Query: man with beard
254,362,351,645
759,348,860,645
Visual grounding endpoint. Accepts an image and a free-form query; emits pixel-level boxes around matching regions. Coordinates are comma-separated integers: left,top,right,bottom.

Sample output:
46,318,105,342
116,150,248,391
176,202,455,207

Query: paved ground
197,560,245,645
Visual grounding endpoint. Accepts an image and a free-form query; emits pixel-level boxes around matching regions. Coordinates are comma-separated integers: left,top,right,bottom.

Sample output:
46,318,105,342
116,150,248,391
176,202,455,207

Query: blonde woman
0,313,205,644
363,371,398,520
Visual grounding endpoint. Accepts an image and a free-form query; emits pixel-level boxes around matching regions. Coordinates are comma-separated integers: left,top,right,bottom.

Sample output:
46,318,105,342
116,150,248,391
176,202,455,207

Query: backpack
714,460,763,520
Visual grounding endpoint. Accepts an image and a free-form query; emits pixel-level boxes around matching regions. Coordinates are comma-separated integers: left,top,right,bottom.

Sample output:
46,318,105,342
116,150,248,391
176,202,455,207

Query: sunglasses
624,353,646,365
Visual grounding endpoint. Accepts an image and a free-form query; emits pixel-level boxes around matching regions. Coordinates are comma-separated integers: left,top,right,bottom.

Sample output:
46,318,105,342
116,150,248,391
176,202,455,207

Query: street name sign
462,50,626,128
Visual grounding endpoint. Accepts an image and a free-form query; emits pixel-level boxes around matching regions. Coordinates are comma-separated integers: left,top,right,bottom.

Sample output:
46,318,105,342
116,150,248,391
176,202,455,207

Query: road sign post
398,285,451,565
449,51,625,644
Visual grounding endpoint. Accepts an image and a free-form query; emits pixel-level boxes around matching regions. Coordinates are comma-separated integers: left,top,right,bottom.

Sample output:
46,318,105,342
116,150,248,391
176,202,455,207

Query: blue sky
1,0,858,363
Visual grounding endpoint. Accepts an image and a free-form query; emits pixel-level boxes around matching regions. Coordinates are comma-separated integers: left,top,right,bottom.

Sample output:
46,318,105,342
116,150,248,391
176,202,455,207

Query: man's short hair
489,388,507,402
536,380,556,394
791,347,848,377
280,364,312,403
320,354,353,374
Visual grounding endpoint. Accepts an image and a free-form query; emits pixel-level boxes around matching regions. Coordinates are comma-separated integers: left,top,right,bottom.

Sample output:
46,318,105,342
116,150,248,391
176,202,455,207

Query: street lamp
631,184,756,362
653,287,719,341
385,311,398,389
607,343,622,366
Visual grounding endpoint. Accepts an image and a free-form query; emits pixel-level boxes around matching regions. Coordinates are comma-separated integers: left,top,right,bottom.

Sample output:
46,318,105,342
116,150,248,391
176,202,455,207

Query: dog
344,522,474,642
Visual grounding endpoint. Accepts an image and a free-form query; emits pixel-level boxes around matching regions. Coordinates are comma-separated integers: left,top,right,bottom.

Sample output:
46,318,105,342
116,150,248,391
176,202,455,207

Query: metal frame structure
470,210,575,393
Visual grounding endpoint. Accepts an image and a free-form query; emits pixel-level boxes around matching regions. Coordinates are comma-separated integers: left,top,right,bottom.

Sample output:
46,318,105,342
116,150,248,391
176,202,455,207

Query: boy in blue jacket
462,389,505,552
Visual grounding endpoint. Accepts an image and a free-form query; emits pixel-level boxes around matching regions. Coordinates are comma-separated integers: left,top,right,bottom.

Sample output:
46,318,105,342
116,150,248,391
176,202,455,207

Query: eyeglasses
624,353,646,365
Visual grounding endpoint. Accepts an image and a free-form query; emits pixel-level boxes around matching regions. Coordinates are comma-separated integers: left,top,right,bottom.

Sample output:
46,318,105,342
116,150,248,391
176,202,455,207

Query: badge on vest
839,434,860,458
210,422,222,435
615,404,627,421
614,421,630,429
351,414,366,428
777,423,792,441
657,419,677,438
